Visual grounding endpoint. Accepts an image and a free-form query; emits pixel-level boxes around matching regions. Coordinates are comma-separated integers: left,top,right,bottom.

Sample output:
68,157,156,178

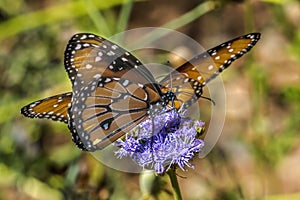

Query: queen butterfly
21,32,260,151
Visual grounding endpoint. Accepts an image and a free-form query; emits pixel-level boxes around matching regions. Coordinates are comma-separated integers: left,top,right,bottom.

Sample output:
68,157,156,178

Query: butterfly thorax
147,90,177,117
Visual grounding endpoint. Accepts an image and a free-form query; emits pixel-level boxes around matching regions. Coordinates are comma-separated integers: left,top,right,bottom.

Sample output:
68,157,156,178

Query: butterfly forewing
160,33,261,108
178,33,260,84
64,33,161,94
21,93,72,123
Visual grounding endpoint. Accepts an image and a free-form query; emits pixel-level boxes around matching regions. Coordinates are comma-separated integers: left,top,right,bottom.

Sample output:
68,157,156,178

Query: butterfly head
161,91,176,105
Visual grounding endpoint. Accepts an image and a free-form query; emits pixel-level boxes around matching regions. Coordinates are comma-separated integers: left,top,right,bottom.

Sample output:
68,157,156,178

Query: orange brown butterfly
21,32,260,151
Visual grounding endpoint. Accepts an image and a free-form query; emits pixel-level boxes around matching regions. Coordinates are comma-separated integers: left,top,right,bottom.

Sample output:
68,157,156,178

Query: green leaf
0,0,134,41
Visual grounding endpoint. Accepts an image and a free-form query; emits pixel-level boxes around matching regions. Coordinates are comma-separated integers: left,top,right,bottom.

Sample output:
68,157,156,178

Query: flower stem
167,169,182,200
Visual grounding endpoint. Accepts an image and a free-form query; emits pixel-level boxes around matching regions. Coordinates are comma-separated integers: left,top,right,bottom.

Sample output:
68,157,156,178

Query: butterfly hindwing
69,77,163,151
21,93,72,123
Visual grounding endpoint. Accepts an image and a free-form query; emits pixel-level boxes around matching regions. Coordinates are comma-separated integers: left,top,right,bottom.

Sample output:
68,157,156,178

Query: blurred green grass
0,0,300,199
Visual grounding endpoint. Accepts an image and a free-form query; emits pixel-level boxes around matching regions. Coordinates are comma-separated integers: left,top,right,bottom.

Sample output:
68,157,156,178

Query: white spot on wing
75,44,81,50
123,80,129,86
86,64,92,69
111,45,118,50
95,56,102,62
80,35,87,40
93,74,101,79
103,123,109,130
107,51,115,56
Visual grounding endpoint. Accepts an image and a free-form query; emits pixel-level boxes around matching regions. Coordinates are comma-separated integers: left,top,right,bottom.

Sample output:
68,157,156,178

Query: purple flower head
114,108,205,174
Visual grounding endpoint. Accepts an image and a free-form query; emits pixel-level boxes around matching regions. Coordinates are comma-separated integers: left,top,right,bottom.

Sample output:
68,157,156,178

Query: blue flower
114,109,205,174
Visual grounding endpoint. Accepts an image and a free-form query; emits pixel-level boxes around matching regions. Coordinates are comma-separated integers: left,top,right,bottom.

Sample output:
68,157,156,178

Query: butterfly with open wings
21,32,260,151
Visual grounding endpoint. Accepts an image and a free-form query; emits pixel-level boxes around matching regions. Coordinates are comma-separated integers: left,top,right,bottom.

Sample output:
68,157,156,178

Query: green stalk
0,0,132,41
85,0,112,36
167,169,182,200
129,1,219,49
116,0,133,33
162,1,218,30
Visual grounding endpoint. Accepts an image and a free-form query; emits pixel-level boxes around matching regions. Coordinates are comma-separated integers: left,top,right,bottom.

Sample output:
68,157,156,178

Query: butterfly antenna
200,96,216,106
178,103,185,113
167,61,177,108
151,115,155,162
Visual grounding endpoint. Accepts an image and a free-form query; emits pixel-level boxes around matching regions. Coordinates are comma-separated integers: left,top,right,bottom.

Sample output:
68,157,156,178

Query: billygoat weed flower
114,108,205,174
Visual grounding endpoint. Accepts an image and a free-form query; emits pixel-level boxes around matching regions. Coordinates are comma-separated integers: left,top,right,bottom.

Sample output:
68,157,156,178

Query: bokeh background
1,0,300,199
